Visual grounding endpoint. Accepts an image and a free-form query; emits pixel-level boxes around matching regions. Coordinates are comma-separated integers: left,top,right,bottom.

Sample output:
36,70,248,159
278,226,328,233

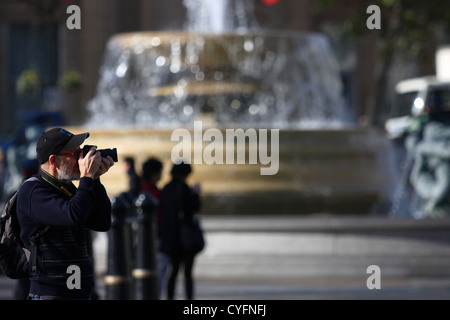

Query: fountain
86,1,347,129
71,0,397,215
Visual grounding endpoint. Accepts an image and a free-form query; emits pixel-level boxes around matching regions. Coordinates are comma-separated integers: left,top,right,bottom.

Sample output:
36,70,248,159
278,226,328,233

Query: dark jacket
159,178,200,256
127,167,141,199
16,171,111,299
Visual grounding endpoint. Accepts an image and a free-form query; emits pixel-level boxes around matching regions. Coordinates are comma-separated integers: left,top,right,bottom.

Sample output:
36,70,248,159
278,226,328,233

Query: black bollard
85,229,100,300
104,194,133,300
132,192,159,300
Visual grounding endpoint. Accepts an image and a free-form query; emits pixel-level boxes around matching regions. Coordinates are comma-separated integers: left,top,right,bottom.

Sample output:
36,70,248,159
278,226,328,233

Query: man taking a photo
17,127,114,300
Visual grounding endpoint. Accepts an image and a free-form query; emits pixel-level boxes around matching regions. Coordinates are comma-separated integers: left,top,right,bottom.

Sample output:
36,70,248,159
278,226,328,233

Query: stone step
67,126,397,214
93,216,450,283
195,255,450,281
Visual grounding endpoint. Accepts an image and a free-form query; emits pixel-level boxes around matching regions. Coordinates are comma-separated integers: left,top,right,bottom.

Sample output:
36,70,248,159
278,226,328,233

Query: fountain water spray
86,0,349,129
183,0,259,33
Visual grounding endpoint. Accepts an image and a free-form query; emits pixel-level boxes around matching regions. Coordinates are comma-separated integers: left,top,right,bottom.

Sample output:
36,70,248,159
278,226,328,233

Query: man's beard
56,161,80,182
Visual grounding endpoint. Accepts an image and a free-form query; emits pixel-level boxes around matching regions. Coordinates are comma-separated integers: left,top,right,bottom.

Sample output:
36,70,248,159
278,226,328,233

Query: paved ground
2,274,450,300
2,215,450,300
197,277,450,300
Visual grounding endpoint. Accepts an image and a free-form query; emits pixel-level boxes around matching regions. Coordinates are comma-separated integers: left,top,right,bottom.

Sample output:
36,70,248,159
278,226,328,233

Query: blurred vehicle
385,76,450,139
0,111,62,197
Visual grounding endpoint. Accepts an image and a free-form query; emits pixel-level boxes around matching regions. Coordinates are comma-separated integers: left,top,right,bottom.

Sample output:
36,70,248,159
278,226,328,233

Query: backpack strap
29,225,50,274
20,176,50,274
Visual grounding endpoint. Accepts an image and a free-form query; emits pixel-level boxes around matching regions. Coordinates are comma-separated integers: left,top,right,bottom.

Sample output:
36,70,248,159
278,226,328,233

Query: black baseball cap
36,127,90,164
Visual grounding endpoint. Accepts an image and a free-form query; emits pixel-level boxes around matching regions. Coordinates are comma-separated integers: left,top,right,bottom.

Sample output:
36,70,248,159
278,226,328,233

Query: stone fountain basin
66,126,396,215
88,30,344,127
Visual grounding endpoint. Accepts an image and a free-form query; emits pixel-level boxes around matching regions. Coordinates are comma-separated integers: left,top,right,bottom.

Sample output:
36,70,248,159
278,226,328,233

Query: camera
81,145,118,162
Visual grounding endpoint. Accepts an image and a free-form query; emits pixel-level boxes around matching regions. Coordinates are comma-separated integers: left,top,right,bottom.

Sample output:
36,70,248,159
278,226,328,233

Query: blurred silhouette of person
140,157,163,214
159,161,201,300
139,157,167,297
123,157,141,201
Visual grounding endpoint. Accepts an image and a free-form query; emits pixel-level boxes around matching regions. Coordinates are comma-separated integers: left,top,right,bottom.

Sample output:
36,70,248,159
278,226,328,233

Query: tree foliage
315,0,450,60
314,0,450,124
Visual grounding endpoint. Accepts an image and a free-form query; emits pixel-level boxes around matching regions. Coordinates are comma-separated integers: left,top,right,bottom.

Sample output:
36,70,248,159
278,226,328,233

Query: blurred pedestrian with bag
159,161,203,300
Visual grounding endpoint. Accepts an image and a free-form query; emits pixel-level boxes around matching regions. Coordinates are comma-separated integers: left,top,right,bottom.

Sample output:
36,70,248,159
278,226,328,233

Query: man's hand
94,156,115,180
78,147,102,179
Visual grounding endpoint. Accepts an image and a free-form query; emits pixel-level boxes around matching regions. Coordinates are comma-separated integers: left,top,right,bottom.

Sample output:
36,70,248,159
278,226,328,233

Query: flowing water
86,0,349,129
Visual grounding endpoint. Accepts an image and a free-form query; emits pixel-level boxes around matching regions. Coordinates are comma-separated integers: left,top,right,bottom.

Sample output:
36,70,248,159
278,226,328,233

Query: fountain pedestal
68,126,396,215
